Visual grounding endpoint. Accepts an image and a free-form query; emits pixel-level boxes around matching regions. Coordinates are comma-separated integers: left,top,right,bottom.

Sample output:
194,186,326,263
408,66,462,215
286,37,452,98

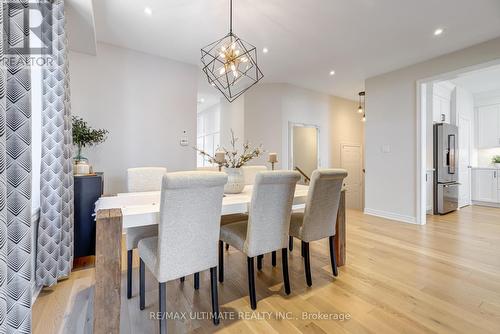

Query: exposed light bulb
329,70,335,76
358,106,363,114
219,67,226,75
361,114,366,122
262,47,269,53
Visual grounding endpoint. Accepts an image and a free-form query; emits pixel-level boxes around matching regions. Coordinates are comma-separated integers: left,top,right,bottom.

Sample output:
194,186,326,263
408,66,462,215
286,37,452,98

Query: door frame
340,142,364,209
288,122,321,171
416,59,500,225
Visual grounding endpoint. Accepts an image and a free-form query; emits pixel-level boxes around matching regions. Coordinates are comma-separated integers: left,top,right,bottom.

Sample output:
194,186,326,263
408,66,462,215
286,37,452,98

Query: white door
472,169,498,203
458,117,471,207
341,143,363,210
477,105,499,148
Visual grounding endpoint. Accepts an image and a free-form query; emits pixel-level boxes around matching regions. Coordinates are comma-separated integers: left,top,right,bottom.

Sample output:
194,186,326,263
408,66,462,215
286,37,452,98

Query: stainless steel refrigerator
433,123,460,214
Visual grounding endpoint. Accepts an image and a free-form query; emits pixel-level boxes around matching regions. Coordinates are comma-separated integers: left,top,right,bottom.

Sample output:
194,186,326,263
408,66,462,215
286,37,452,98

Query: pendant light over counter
358,91,366,122
201,0,264,102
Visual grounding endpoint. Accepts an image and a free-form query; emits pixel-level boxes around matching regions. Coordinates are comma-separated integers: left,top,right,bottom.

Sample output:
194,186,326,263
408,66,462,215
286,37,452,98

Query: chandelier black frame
201,0,264,102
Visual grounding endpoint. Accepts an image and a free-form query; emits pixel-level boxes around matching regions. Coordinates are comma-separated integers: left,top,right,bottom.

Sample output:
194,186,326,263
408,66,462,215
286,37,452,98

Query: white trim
364,208,417,225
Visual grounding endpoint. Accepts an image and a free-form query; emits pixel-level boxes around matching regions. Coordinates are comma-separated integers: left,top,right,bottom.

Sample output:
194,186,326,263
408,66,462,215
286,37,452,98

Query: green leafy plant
492,155,500,164
194,129,264,168
72,116,109,161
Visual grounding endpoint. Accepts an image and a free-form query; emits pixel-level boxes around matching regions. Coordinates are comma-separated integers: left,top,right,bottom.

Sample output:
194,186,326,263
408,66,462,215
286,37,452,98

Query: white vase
224,168,245,194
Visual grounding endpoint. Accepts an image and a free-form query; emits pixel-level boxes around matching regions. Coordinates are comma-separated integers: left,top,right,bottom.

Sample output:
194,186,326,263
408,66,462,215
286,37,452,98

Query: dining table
92,184,346,334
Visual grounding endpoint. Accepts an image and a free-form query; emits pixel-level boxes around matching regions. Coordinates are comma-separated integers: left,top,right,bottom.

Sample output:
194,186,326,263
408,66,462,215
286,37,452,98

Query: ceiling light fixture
434,28,444,36
144,7,152,16
329,70,335,76
357,91,365,114
358,91,366,122
262,47,269,54
201,0,263,102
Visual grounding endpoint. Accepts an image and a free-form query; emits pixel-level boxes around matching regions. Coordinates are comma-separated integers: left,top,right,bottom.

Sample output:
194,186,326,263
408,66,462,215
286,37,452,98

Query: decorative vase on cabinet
224,168,245,194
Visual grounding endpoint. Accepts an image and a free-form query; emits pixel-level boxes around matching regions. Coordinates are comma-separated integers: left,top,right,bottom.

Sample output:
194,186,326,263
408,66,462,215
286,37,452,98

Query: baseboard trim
471,201,500,208
364,208,418,225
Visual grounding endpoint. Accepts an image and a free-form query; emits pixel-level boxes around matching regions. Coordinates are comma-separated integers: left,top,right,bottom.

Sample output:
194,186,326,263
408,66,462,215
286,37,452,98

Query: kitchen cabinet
472,169,498,203
476,105,500,148
433,95,451,123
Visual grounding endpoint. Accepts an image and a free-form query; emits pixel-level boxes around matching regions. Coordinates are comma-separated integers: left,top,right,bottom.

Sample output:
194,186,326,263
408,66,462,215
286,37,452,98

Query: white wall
365,37,500,223
244,84,284,167
242,83,364,180
69,43,199,194
220,96,245,150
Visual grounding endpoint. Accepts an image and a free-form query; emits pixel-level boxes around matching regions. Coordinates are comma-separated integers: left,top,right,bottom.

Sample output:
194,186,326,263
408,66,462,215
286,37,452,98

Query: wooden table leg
335,190,346,267
94,208,123,334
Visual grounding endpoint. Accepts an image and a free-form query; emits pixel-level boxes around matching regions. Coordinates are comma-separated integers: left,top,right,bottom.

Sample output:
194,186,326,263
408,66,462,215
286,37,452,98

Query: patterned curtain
36,0,74,287
1,1,33,333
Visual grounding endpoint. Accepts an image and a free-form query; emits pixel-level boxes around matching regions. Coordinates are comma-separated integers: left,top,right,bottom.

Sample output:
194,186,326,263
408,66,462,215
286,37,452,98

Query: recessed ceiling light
144,7,153,16
262,47,269,54
329,70,336,76
434,28,444,36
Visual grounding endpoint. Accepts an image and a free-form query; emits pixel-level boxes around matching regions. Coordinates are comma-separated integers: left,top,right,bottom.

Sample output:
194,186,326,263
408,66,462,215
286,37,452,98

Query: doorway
289,123,319,184
341,143,363,209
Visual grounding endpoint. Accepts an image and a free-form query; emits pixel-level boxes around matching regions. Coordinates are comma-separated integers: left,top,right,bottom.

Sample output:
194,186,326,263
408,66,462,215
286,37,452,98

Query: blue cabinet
74,173,103,258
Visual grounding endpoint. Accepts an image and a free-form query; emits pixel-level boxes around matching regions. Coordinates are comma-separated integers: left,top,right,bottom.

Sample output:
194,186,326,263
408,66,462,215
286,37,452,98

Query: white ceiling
451,65,500,94
92,0,500,100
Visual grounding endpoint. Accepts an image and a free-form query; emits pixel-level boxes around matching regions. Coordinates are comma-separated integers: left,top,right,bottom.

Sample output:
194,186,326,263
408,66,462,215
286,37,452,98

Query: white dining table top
95,184,309,229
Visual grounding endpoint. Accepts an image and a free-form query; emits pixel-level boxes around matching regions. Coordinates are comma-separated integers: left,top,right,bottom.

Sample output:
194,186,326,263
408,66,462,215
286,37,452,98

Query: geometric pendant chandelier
201,0,264,102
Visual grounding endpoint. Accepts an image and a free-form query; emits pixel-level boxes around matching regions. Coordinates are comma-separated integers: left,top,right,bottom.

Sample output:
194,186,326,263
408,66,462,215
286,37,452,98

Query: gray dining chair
219,171,300,309
221,165,267,252
125,167,167,299
137,171,227,333
288,169,347,286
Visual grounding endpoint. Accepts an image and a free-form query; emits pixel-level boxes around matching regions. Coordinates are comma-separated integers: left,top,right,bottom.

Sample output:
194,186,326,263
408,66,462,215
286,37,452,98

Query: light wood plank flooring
33,206,500,333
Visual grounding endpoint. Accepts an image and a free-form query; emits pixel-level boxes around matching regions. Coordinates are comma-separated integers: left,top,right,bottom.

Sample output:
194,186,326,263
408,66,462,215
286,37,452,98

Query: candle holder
268,153,278,171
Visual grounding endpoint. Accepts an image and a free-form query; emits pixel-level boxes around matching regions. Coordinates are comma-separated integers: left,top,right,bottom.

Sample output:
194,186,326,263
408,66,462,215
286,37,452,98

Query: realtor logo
2,1,53,56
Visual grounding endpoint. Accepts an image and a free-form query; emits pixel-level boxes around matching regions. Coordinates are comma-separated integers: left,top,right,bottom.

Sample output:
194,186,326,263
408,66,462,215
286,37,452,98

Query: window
197,104,221,167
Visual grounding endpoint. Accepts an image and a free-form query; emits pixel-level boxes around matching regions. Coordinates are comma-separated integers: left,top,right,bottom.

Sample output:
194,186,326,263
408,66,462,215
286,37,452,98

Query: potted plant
195,130,264,193
72,116,109,174
492,155,500,168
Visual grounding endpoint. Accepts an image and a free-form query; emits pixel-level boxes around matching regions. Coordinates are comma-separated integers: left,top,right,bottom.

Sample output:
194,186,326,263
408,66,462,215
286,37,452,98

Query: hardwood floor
33,206,500,334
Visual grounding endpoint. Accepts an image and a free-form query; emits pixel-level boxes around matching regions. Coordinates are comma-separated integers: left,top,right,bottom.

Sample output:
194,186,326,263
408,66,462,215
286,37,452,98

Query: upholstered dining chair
138,171,227,333
125,167,166,299
219,171,300,309
241,165,268,185
288,169,347,286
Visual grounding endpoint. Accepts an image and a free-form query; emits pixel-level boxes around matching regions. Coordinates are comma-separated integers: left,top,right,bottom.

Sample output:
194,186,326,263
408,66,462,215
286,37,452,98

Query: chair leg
194,272,200,290
127,249,133,299
218,241,224,283
272,251,277,267
257,255,263,271
210,267,220,325
301,241,305,257
289,236,294,252
225,243,229,251
139,258,145,310
159,282,167,334
281,248,291,295
329,236,339,277
247,257,257,310
180,277,185,282
303,242,312,287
